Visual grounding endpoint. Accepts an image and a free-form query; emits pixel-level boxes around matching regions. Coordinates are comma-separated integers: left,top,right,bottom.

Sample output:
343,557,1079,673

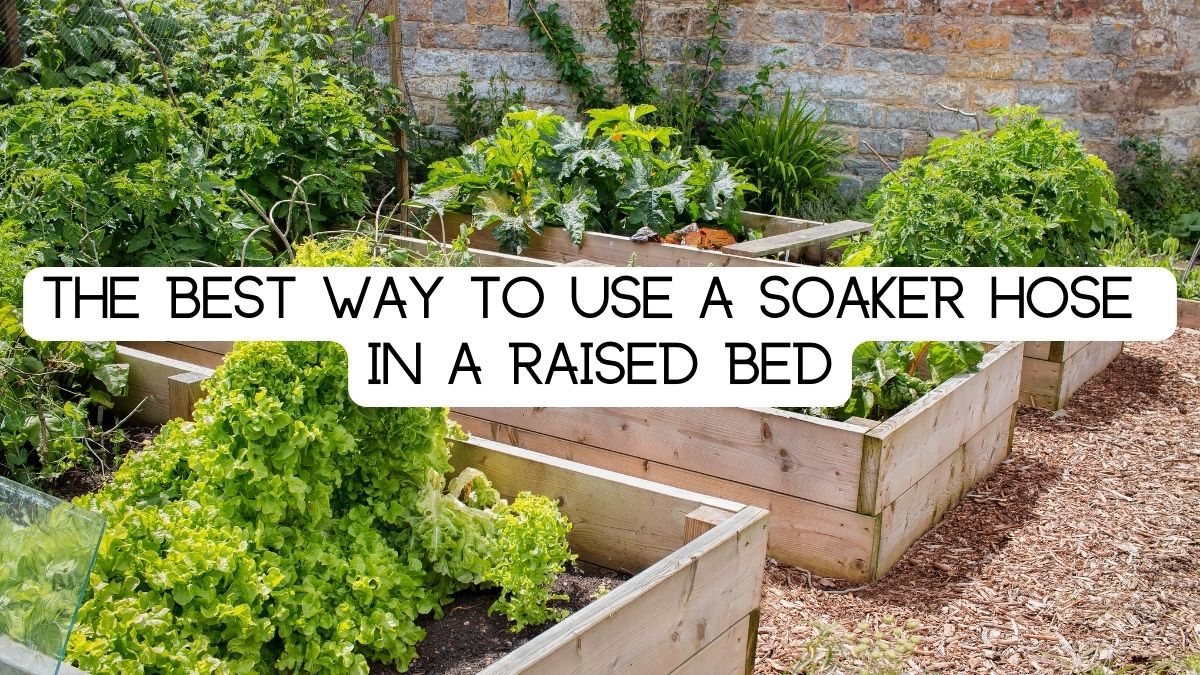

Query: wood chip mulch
756,331,1200,674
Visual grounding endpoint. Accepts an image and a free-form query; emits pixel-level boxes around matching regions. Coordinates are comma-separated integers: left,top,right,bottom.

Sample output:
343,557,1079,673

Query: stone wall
371,0,1199,178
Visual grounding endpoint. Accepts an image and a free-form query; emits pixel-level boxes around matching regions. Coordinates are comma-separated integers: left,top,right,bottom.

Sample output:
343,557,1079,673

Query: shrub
0,83,254,266
412,105,754,253
2,0,400,264
1103,227,1200,300
841,107,1128,267
715,91,847,218
0,223,130,486
1116,137,1200,247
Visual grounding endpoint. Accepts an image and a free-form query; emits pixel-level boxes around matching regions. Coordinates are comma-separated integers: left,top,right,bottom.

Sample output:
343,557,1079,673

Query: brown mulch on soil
756,331,1200,674
372,562,627,675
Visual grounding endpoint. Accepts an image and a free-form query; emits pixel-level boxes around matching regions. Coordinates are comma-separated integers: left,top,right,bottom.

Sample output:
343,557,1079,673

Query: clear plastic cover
0,476,105,674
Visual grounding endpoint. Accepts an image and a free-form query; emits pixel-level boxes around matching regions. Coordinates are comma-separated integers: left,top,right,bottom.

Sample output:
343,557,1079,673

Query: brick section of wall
362,0,1199,179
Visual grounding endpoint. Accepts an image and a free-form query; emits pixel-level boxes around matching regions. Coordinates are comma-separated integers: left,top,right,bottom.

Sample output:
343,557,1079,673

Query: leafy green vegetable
412,105,754,253
2,0,401,265
791,341,985,422
841,107,1128,268
67,238,576,673
485,493,575,632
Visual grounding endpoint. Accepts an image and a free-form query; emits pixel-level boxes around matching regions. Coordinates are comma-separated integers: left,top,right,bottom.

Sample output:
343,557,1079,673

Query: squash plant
411,104,754,254
68,239,576,674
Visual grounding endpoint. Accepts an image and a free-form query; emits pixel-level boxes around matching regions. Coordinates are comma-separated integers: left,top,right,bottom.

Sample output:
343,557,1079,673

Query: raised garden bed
421,211,841,267
121,303,1023,582
113,345,212,425
1179,297,1200,330
16,352,770,674
419,217,1123,415
455,342,1023,582
1014,341,1124,410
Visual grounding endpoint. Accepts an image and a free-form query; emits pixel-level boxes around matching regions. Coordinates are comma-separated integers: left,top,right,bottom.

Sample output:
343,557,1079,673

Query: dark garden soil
372,562,628,675
43,425,160,501
756,330,1200,673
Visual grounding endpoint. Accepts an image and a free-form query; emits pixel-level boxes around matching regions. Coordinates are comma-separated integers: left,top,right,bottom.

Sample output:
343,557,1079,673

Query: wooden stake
2,0,22,68
388,0,410,223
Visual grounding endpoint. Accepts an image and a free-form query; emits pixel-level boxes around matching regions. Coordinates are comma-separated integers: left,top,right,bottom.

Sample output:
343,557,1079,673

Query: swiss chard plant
411,104,754,253
841,107,1128,268
789,341,985,422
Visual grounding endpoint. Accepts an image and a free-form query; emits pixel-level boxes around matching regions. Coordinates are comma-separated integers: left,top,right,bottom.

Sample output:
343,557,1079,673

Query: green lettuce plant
68,238,575,673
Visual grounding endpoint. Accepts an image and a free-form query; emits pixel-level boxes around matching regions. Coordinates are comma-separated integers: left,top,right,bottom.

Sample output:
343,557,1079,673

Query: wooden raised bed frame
422,213,1123,412
1179,297,1200,331
1015,341,1123,410
457,342,1023,582
99,347,770,675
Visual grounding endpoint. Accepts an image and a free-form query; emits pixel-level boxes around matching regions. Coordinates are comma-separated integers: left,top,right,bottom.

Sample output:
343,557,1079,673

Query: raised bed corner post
2,0,21,68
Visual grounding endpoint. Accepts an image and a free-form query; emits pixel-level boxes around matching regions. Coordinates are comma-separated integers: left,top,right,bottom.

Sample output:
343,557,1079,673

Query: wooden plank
863,342,1022,514
875,404,1015,576
1180,298,1200,330
451,407,865,510
739,210,822,239
721,220,872,258
669,612,754,675
1060,341,1089,360
430,212,795,268
115,346,214,425
121,341,228,369
380,232,558,268
1057,341,1122,406
1022,341,1052,361
167,372,207,421
454,415,879,579
483,506,768,675
1018,355,1063,404
684,505,734,543
449,436,742,574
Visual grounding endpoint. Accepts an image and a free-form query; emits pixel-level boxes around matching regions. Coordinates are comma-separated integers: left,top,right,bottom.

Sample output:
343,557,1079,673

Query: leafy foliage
67,241,575,673
447,72,528,147
602,0,654,105
412,105,754,253
0,224,129,486
1,0,400,265
0,483,105,661
0,83,253,266
715,91,847,218
841,107,1128,268
517,2,608,110
484,493,575,632
791,341,985,422
1102,228,1200,300
1116,137,1200,247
